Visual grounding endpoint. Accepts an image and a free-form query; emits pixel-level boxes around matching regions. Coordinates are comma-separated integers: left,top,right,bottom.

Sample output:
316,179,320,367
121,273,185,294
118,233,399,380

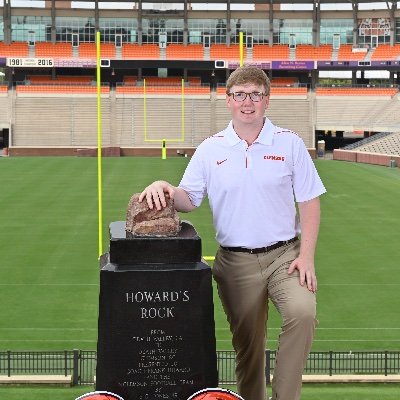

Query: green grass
1,384,400,400
0,157,399,399
0,157,399,351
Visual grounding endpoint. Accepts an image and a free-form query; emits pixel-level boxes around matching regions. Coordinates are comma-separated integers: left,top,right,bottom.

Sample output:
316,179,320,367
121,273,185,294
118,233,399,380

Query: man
139,66,326,400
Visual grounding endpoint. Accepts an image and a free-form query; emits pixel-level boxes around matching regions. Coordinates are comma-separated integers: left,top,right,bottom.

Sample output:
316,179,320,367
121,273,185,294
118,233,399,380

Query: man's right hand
138,180,176,211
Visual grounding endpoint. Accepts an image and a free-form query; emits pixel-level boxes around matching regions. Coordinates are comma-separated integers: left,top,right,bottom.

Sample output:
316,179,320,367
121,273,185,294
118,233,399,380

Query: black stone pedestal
96,221,218,400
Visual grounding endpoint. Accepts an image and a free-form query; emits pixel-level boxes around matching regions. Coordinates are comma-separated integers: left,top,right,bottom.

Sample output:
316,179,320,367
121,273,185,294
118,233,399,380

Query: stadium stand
315,87,398,97
116,86,209,95
252,44,289,60
123,76,138,84
121,43,160,59
0,1,399,165
34,42,73,58
370,44,400,60
351,132,400,155
210,44,246,60
0,41,29,57
270,77,299,86
166,44,204,60
270,87,308,96
337,44,367,61
295,44,333,60
78,43,116,59
341,131,394,150
26,75,94,84
16,84,109,94
315,92,400,133
13,97,112,147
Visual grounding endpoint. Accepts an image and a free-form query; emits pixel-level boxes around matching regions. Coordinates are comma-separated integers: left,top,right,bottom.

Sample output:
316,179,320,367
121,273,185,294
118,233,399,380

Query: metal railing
1,350,399,385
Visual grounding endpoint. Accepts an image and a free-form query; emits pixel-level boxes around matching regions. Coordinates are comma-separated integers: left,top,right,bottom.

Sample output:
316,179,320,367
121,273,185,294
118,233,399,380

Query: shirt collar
224,118,275,146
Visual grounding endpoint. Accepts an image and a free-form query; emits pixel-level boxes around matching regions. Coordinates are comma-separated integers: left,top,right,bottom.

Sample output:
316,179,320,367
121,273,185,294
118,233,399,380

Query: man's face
226,83,269,126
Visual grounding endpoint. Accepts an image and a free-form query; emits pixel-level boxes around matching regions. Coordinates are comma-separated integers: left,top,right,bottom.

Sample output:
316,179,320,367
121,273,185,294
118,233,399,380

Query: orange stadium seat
371,44,400,60
166,44,204,60
210,44,246,60
295,44,332,60
123,76,138,84
115,86,144,94
0,41,29,57
56,75,94,83
0,85,8,93
26,75,53,83
143,76,183,86
315,87,398,96
253,44,289,60
271,87,308,95
26,75,94,84
271,77,298,86
122,44,160,59
78,43,116,59
188,76,202,86
35,42,73,58
216,86,227,95
116,85,209,95
337,44,366,61
16,84,109,94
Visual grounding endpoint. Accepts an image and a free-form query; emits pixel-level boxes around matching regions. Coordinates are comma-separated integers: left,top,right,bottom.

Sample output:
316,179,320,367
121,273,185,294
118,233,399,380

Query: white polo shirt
179,118,326,248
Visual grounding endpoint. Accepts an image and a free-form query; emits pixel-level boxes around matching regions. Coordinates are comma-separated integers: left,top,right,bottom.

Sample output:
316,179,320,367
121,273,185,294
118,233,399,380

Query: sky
0,1,396,11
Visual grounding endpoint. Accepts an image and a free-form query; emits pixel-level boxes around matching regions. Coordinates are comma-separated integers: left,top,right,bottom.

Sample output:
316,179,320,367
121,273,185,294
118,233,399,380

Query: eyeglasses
227,91,267,102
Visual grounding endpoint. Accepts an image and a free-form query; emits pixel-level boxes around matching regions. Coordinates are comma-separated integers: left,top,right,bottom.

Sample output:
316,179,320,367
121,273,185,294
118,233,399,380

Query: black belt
221,237,298,254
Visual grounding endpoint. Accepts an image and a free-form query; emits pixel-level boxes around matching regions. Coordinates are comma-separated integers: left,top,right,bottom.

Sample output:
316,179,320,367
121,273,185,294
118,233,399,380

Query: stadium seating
271,77,299,86
271,87,308,96
354,132,400,155
123,76,138,84
16,84,109,94
0,41,29,57
0,85,8,94
337,44,366,61
26,75,94,84
121,44,160,59
142,76,183,86
13,97,112,147
35,42,73,58
252,44,289,60
115,85,210,95
166,44,204,60
78,43,116,58
210,44,246,60
371,44,400,60
295,44,333,60
315,87,398,96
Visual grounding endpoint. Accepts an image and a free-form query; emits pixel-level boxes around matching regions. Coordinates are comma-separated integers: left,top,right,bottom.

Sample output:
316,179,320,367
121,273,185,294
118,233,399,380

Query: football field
0,156,399,354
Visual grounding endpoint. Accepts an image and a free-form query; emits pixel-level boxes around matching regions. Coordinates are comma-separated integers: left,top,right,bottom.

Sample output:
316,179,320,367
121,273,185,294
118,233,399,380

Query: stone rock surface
125,193,180,236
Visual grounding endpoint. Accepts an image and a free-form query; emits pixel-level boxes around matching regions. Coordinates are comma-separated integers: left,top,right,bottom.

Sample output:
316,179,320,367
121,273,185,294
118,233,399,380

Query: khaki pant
213,240,317,400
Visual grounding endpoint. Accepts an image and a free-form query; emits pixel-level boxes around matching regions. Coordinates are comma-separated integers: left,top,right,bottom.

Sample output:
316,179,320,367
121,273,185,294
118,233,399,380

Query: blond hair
226,66,270,96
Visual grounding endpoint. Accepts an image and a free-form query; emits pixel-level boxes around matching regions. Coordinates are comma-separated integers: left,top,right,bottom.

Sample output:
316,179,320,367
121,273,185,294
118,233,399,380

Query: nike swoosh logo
216,159,228,165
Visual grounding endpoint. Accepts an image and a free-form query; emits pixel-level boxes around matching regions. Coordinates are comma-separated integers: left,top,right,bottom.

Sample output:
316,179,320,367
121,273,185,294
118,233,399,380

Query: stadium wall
333,149,400,167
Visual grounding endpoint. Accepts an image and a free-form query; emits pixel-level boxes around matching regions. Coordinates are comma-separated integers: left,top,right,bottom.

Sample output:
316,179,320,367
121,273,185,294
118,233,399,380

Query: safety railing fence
0,350,399,385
